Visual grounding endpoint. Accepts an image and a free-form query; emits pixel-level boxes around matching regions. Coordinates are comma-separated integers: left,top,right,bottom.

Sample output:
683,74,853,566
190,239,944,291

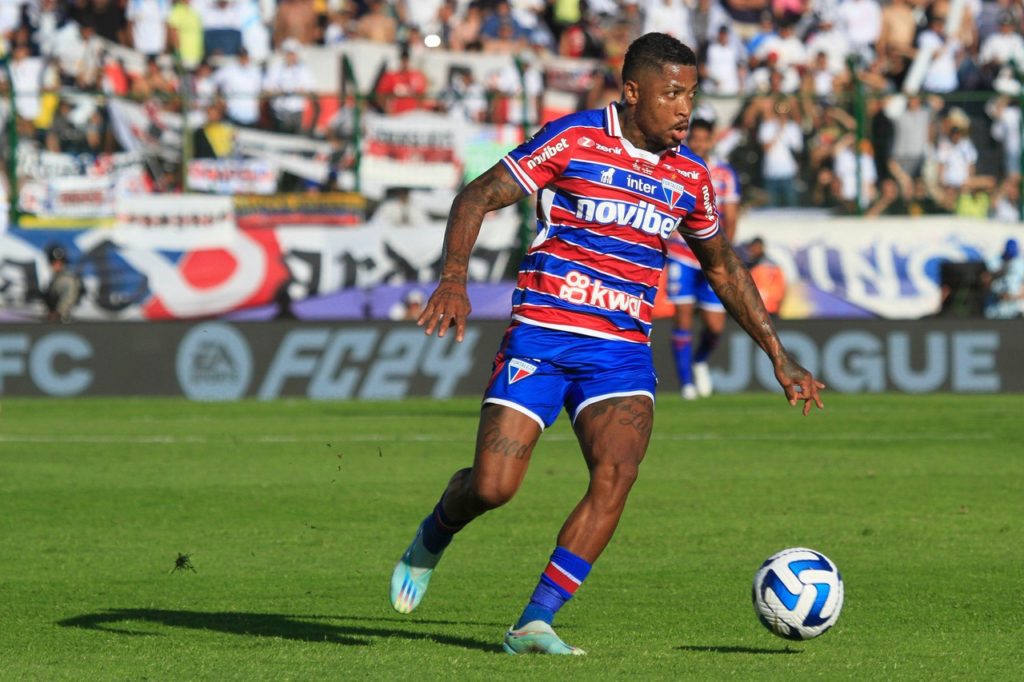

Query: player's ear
623,79,640,105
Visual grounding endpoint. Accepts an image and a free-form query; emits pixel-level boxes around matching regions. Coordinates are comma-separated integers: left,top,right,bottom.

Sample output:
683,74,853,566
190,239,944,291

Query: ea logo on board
175,322,253,400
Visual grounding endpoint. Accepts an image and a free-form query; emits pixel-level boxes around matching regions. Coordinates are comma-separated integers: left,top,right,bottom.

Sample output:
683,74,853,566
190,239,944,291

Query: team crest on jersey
661,178,686,210
508,358,539,384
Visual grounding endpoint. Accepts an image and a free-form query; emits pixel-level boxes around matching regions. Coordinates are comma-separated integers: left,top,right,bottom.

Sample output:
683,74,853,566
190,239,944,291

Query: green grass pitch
0,394,1021,680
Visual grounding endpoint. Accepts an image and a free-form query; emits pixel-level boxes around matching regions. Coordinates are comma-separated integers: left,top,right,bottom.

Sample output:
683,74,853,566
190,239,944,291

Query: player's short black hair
689,119,714,134
622,33,697,83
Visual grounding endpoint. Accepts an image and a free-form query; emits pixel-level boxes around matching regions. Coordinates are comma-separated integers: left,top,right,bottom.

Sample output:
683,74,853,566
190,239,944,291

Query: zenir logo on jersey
508,358,539,384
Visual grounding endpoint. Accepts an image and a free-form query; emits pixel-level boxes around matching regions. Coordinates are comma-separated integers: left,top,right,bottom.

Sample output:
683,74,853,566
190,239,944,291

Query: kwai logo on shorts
508,358,539,384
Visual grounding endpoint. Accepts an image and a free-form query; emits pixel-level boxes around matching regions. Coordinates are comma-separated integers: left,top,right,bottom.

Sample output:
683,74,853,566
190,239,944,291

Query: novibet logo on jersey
526,138,570,169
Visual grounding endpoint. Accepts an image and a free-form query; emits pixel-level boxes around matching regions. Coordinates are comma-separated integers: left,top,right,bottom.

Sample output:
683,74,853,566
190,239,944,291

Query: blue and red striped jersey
501,103,719,344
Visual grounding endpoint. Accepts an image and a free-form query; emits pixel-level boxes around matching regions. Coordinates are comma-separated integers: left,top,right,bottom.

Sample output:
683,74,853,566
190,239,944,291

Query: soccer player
665,117,741,399
390,32,825,655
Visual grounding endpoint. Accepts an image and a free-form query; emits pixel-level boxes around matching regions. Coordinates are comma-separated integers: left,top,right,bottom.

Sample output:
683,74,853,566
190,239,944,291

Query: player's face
625,63,699,153
687,126,712,159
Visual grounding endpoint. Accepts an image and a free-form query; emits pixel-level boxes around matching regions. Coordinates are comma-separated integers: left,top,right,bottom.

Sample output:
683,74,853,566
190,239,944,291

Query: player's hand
773,353,825,416
417,281,472,342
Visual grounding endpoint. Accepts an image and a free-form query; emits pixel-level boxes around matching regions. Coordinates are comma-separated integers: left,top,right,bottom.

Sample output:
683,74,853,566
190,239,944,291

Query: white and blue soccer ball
752,547,844,641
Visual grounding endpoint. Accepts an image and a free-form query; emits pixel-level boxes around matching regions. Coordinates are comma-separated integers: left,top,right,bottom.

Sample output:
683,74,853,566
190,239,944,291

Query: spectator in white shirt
702,25,744,95
643,0,696,49
988,96,1022,178
9,44,44,123
754,19,806,73
758,99,803,206
53,20,104,88
804,13,850,76
263,38,315,133
214,47,263,126
917,15,961,94
837,0,881,64
934,123,978,208
810,51,838,99
834,138,877,210
979,13,1024,87
127,0,171,56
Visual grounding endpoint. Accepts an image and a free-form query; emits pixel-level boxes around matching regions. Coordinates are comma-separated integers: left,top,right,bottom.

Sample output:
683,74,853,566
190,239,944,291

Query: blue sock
694,329,721,364
420,497,464,554
672,329,693,386
515,546,592,628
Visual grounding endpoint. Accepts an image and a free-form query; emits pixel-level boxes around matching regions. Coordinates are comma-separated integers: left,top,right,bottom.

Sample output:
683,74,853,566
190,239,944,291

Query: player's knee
469,478,518,510
594,458,641,500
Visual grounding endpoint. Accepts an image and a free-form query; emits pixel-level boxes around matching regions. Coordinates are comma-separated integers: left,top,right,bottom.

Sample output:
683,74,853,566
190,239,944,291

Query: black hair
622,32,697,83
689,118,714,134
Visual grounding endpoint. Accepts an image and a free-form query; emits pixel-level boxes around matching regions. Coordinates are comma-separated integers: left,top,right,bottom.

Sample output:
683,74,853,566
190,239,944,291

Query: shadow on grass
676,645,801,655
57,609,501,653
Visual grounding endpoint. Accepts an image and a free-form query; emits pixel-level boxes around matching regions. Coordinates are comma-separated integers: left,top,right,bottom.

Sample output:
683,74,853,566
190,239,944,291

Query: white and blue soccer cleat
502,620,586,656
390,523,443,614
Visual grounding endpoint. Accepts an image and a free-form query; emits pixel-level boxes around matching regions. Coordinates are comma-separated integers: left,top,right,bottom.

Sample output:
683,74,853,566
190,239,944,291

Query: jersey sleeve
680,165,720,240
500,119,576,195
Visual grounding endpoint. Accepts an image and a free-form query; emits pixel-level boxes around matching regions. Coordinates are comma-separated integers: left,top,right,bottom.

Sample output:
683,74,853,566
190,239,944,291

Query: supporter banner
187,159,279,195
109,100,331,185
114,195,237,248
735,216,1024,319
16,148,151,218
0,217,516,322
361,111,462,196
4,215,1017,323
107,98,183,156
0,319,1020,398
234,192,366,229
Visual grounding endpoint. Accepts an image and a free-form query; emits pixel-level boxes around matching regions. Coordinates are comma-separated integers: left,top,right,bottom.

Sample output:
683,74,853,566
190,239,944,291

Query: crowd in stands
0,0,1022,220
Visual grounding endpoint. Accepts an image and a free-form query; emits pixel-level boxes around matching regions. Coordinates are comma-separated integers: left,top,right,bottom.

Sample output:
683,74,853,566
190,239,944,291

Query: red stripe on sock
544,563,580,594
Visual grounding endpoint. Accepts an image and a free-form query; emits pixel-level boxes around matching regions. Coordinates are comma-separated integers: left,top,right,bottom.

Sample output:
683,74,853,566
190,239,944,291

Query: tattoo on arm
685,231,784,362
441,164,526,284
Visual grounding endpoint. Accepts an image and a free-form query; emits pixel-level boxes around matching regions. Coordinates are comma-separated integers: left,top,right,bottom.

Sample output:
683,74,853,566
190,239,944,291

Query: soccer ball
752,547,844,641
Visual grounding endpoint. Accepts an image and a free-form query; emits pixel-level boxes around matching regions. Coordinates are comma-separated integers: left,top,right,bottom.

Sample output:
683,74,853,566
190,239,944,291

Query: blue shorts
666,257,724,310
483,323,657,430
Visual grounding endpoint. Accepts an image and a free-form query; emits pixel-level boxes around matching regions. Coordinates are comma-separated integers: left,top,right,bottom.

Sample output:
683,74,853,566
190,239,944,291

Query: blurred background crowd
0,0,1022,219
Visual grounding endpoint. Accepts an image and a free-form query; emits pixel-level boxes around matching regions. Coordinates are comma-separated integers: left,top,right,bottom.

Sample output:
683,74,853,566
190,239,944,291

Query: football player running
390,32,825,656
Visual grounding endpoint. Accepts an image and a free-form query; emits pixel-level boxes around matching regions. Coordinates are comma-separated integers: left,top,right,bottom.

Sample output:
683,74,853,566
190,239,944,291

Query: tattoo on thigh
615,398,653,438
481,427,533,460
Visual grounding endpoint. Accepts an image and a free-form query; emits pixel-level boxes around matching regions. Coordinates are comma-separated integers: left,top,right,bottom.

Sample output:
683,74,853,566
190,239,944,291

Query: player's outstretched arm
685,230,825,415
418,164,527,342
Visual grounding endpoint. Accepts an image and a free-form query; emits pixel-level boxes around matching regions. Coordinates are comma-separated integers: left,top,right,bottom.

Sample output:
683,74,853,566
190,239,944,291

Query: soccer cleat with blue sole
502,620,586,655
390,523,443,614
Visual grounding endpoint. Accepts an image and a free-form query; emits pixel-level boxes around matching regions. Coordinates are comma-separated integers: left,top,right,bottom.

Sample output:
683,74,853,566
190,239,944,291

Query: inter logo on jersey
508,358,539,384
